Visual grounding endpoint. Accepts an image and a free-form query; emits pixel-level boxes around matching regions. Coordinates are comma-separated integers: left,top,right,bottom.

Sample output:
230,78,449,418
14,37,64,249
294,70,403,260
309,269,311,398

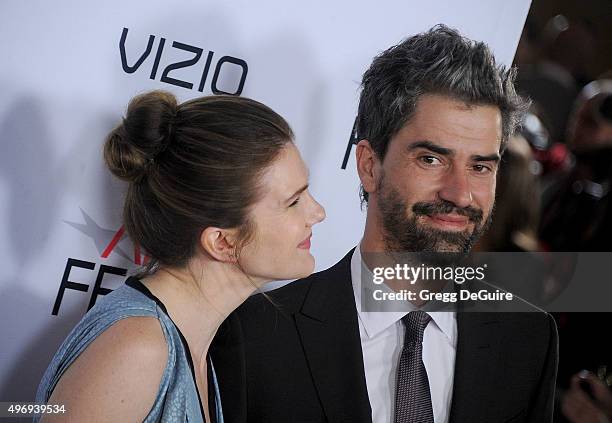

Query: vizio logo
119,27,248,95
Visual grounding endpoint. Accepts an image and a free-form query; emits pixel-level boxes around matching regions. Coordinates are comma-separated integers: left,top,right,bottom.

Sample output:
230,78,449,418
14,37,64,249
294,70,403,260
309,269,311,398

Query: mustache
412,200,483,223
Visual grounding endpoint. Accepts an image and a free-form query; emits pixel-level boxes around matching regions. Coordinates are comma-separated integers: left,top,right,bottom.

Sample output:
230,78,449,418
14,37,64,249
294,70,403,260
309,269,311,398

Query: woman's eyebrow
285,184,309,202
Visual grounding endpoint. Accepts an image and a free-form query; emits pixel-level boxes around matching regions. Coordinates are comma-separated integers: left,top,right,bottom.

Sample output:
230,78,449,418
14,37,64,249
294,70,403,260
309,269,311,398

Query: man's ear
356,139,379,195
199,227,240,263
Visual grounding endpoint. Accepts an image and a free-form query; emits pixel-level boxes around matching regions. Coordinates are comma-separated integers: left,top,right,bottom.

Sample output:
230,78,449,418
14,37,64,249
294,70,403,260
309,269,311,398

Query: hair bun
104,90,178,182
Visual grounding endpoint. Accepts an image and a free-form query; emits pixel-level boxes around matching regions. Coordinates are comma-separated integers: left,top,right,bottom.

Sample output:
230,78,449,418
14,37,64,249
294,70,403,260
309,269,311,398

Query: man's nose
437,167,473,209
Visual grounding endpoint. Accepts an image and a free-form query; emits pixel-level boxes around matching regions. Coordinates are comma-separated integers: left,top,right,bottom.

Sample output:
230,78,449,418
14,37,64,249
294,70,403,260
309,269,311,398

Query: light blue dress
35,278,224,423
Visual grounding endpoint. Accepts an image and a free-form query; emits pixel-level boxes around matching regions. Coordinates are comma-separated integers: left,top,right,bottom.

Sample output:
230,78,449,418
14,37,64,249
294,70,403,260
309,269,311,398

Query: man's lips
425,213,471,229
298,235,312,249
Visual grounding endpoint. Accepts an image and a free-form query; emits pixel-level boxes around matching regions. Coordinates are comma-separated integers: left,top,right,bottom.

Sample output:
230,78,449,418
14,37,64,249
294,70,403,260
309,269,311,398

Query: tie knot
401,311,431,345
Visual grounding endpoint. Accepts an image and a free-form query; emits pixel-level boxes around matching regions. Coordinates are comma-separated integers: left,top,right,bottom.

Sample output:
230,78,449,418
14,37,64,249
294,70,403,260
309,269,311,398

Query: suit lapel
295,250,373,423
449,312,503,422
292,251,508,423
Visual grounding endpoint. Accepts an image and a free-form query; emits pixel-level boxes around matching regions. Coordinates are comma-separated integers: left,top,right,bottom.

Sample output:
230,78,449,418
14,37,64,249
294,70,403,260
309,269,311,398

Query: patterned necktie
394,311,434,423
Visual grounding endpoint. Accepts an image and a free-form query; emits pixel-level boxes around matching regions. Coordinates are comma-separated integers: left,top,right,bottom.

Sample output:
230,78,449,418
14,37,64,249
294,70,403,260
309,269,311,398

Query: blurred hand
561,371,612,423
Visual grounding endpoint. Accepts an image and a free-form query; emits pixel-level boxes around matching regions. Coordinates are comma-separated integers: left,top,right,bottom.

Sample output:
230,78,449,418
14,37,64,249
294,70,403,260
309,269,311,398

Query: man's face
372,94,502,253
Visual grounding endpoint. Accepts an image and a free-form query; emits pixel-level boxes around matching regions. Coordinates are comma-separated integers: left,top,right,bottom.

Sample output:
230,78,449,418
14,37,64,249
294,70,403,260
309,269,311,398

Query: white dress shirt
351,244,457,423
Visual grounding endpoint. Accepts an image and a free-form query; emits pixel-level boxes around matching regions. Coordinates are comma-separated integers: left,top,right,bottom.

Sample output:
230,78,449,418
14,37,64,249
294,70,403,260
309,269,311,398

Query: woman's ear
199,227,240,263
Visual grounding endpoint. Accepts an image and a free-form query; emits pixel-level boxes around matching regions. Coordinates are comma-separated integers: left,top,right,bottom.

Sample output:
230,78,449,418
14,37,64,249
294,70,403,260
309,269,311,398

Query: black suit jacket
211,250,558,423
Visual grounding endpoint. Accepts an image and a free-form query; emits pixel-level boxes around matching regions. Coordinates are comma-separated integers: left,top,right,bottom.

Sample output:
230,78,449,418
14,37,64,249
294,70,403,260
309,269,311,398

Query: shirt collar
351,242,456,343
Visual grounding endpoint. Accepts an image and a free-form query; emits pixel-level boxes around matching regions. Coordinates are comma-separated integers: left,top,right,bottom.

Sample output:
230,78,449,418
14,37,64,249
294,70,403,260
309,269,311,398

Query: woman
35,91,325,422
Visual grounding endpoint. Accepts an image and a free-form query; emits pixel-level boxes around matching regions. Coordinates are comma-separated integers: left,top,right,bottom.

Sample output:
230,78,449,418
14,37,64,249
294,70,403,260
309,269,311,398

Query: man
211,25,558,423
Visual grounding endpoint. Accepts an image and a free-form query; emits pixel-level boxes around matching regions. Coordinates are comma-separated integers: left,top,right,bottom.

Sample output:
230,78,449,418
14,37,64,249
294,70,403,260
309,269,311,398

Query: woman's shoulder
39,314,168,422
93,313,168,354
36,278,205,422
36,278,179,422
36,279,172,399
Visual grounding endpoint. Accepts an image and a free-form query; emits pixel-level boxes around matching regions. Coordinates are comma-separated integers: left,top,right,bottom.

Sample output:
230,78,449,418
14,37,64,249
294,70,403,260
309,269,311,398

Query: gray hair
357,24,528,203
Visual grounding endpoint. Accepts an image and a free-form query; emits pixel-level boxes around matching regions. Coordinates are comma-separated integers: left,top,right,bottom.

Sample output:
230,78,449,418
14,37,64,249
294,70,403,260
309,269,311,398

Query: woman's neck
141,259,260,366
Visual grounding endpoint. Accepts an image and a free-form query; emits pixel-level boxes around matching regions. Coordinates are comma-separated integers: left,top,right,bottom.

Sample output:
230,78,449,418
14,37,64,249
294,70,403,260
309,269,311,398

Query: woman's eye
289,197,300,207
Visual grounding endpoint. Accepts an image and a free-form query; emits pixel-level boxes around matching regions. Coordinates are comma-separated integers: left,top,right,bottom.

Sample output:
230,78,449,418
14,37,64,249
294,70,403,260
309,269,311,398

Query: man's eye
289,197,300,207
419,156,441,165
473,164,492,173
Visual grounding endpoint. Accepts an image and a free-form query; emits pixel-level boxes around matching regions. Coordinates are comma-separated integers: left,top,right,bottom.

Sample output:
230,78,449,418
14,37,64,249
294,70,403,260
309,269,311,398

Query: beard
377,173,492,254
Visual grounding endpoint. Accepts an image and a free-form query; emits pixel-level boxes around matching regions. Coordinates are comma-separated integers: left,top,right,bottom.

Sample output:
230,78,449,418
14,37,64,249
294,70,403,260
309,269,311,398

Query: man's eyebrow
472,153,500,162
407,140,453,156
286,184,309,202
408,140,501,162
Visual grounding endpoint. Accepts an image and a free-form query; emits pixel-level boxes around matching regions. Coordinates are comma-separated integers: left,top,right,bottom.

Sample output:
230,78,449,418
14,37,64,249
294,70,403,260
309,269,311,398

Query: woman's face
238,143,325,284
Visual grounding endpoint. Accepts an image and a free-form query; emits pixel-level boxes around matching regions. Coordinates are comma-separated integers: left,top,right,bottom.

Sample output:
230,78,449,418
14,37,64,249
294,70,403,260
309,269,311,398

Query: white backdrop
0,0,530,403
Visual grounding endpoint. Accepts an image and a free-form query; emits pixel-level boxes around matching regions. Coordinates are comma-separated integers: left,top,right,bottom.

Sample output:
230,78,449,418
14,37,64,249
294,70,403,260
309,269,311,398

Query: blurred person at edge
538,79,612,423
35,92,325,422
561,371,612,423
474,134,542,253
211,25,558,423
540,79,612,251
472,134,558,307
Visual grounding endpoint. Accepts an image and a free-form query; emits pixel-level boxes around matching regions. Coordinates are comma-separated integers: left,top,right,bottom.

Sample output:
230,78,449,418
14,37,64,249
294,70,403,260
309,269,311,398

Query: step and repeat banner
0,0,530,402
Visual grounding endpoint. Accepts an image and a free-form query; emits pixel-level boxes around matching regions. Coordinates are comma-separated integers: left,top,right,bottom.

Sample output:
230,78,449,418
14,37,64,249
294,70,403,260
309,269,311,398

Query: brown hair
104,90,293,270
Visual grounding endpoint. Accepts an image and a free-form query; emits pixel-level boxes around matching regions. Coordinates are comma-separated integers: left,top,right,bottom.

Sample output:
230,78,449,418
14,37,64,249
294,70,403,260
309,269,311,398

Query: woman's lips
298,235,312,249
